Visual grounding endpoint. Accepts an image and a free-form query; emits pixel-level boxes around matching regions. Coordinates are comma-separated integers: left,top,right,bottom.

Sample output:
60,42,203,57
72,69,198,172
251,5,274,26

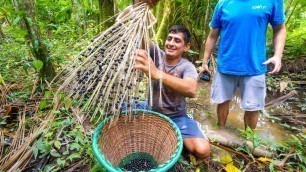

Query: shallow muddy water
192,81,291,143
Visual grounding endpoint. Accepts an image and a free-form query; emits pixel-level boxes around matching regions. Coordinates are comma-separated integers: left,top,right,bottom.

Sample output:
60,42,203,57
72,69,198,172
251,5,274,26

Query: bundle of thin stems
0,4,161,171
53,4,158,123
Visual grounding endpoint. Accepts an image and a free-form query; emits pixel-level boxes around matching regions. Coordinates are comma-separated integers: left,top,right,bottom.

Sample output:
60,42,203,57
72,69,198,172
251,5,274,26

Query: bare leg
184,138,210,159
217,100,230,128
244,111,259,129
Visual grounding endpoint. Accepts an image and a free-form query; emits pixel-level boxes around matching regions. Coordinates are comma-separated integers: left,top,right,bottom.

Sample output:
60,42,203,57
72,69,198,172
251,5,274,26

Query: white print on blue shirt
252,5,267,9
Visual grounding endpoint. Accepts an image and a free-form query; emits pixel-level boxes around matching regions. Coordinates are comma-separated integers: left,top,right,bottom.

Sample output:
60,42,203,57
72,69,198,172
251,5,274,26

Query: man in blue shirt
200,0,286,129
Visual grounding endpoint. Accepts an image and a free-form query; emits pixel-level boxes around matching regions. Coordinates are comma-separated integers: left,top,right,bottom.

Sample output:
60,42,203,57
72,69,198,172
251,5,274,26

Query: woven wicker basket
92,109,183,172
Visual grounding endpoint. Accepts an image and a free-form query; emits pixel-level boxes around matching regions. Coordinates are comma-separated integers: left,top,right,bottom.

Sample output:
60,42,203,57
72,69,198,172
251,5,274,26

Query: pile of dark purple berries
122,157,157,171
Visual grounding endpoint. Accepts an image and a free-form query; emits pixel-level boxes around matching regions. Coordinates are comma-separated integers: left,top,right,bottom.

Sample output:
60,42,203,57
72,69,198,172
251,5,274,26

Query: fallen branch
205,129,275,158
210,142,251,160
265,90,298,108
66,160,85,172
274,147,295,167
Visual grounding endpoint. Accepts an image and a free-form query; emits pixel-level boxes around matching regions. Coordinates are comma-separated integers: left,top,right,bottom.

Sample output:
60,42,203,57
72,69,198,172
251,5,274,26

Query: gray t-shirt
149,44,198,117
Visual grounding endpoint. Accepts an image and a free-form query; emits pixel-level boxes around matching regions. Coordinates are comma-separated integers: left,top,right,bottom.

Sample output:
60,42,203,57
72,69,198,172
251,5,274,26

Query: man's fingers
135,49,148,57
206,69,212,75
263,59,271,65
270,63,281,74
201,65,211,74
133,64,149,76
133,50,148,63
133,64,145,70
134,56,147,65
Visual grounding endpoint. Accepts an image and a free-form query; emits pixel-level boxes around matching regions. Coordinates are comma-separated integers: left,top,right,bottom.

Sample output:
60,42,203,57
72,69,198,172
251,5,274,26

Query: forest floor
0,79,305,171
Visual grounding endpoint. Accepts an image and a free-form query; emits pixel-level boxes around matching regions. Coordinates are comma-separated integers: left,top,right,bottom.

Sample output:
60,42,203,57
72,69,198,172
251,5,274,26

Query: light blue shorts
211,71,266,111
121,101,208,140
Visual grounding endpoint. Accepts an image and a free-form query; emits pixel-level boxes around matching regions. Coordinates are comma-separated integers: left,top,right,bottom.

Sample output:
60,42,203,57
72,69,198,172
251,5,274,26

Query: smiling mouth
166,48,175,52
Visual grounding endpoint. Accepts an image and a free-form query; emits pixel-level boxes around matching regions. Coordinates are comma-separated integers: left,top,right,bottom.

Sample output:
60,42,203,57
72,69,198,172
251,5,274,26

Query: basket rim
92,109,183,172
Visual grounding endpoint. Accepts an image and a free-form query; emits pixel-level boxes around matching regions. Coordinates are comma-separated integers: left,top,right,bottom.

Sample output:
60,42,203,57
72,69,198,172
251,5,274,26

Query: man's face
164,32,190,59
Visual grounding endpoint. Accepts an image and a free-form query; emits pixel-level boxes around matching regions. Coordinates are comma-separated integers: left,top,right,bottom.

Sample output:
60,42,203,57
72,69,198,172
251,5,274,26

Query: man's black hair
168,25,191,44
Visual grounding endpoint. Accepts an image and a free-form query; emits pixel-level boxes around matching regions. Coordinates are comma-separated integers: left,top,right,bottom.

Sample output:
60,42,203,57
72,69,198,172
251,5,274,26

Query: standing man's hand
133,49,161,80
200,62,211,75
263,56,282,74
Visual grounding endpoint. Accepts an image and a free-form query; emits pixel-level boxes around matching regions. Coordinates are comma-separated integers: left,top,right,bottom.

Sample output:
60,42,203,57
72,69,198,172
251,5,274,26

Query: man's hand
263,56,282,74
199,60,211,80
134,0,159,8
133,49,161,80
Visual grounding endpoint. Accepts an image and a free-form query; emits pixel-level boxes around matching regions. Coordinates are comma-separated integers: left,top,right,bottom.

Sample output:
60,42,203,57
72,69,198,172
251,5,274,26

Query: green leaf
65,98,72,109
57,158,65,167
33,147,39,159
187,49,199,55
39,100,47,110
45,132,53,138
54,141,61,149
43,40,53,48
12,17,21,25
44,90,52,98
280,123,290,128
68,153,81,162
51,110,61,114
63,150,70,155
35,129,45,135
23,62,31,74
47,23,58,29
12,28,28,37
25,17,32,24
33,60,43,72
50,149,61,157
70,143,81,151
269,162,274,172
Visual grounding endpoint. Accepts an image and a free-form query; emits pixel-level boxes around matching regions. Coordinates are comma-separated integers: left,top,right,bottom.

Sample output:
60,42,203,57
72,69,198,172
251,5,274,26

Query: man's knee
218,100,230,106
194,140,210,158
184,138,210,158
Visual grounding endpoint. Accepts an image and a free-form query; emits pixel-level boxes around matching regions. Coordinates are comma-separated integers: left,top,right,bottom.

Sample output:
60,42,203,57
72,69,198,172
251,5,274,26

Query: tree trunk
200,0,211,57
72,0,81,25
15,0,56,81
0,23,5,40
98,0,115,30
155,0,171,45
154,0,164,27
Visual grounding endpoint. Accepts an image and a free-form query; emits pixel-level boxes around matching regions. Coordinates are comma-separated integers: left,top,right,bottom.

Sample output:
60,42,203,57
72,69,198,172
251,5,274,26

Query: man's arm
200,28,220,74
134,50,197,98
263,23,286,74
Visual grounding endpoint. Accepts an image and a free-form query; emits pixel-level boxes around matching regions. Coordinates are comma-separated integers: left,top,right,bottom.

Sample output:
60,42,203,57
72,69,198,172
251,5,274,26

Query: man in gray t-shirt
150,44,198,117
134,25,210,159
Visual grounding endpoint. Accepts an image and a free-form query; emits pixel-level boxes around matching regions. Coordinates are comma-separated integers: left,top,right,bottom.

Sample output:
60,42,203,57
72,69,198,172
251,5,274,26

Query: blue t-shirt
210,0,285,75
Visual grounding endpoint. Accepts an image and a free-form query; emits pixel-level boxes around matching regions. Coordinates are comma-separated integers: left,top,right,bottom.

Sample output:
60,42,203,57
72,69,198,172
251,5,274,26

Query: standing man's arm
263,23,286,74
200,28,220,74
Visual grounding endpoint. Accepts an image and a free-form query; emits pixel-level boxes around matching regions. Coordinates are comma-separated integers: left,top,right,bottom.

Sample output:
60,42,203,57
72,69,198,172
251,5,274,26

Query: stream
192,81,292,144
